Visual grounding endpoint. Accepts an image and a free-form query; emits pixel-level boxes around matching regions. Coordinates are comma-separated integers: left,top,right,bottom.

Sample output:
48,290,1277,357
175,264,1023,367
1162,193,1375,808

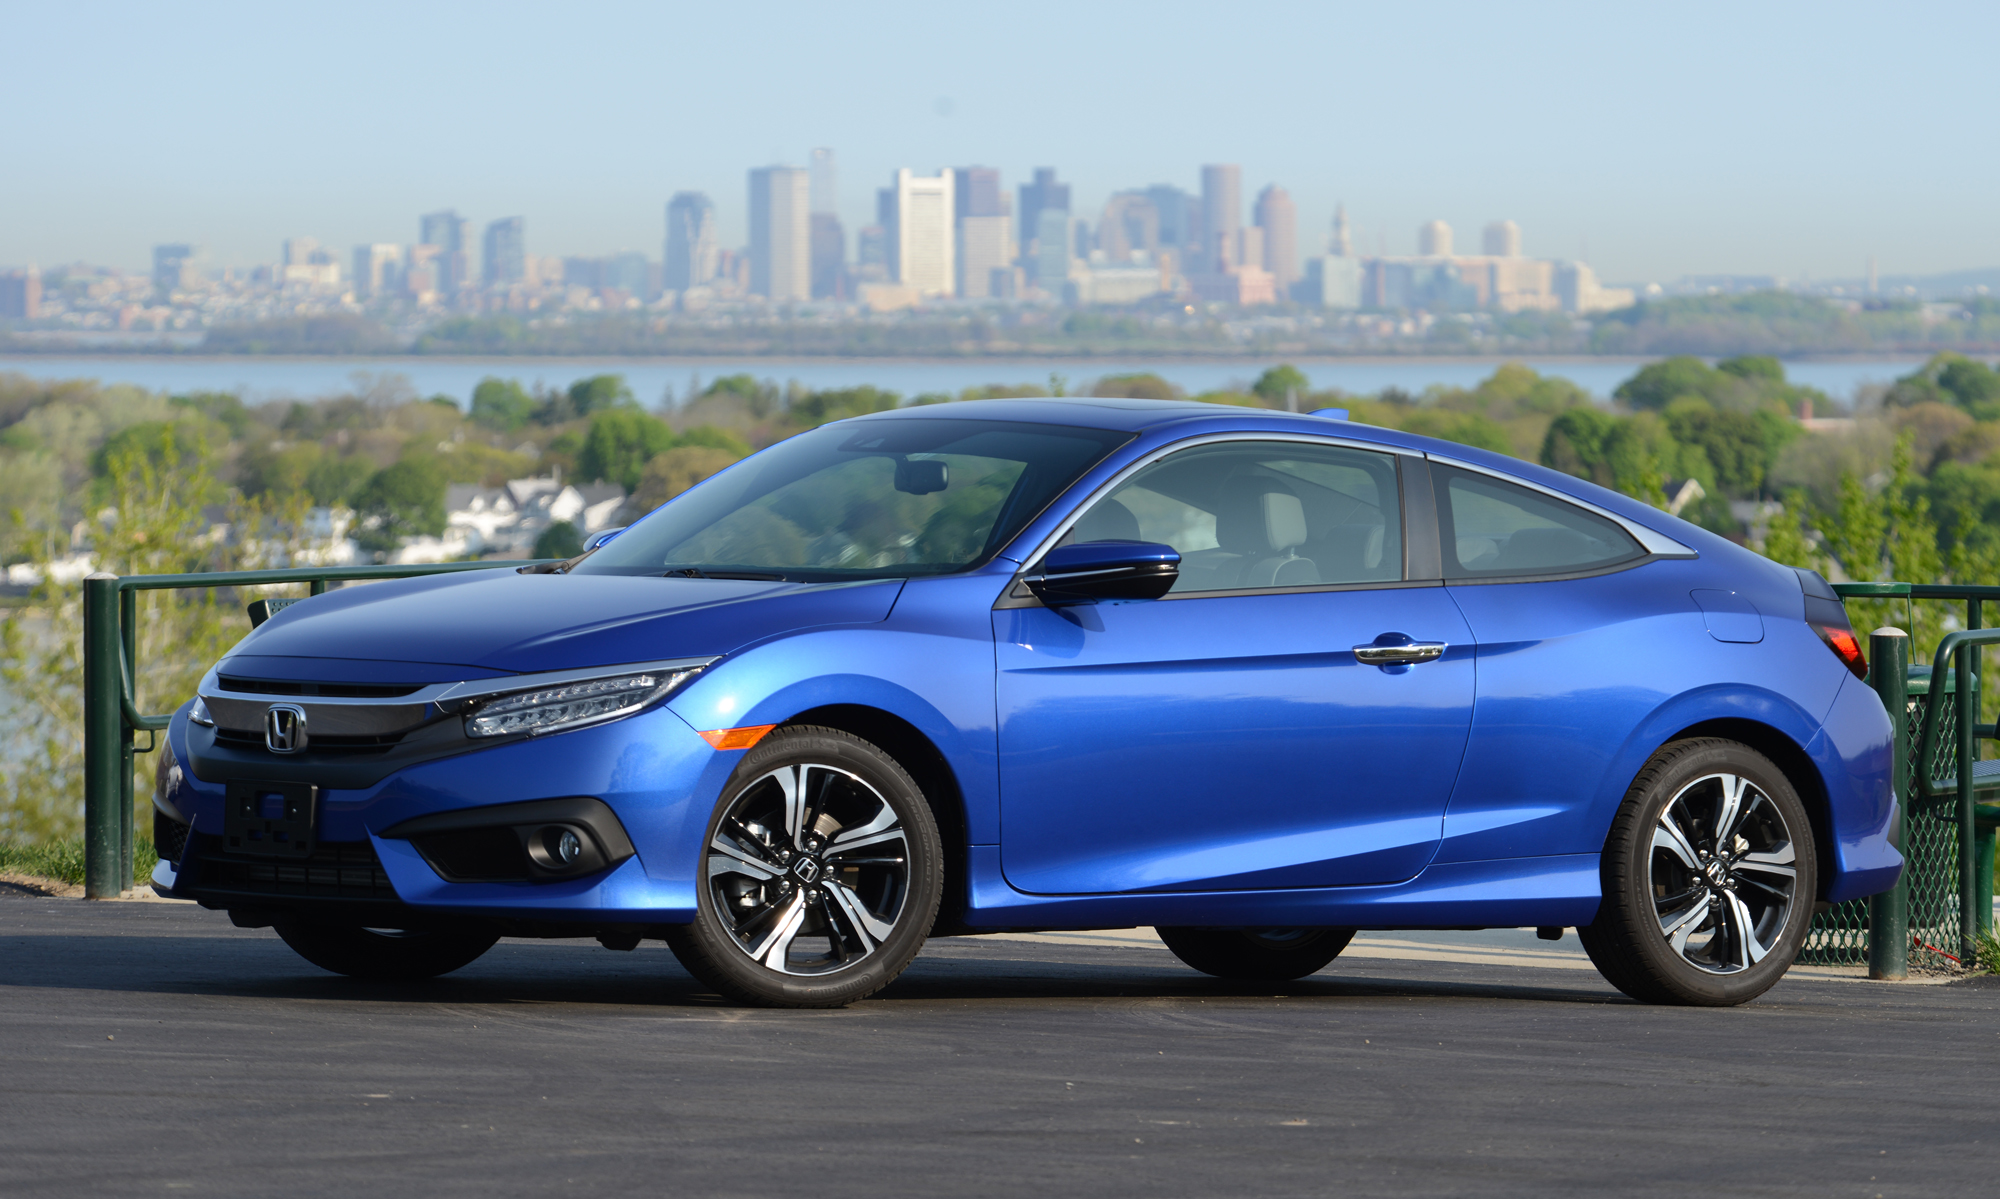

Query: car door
994,437,1474,895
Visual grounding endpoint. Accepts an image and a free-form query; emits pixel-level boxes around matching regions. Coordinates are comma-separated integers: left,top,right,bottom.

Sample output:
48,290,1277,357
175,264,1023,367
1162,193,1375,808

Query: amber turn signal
698,724,777,750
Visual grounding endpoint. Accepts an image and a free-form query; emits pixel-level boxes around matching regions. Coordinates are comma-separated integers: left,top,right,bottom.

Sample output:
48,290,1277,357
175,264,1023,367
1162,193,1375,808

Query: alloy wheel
1648,772,1799,974
704,761,911,976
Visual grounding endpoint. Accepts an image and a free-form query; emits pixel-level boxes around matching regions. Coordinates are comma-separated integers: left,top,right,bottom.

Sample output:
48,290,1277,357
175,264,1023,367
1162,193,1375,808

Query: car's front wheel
273,920,500,979
664,726,943,1008
1579,738,1817,1006
1156,926,1356,980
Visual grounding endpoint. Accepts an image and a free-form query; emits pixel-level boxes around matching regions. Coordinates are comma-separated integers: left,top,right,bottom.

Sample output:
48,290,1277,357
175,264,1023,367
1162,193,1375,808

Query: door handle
1353,640,1448,665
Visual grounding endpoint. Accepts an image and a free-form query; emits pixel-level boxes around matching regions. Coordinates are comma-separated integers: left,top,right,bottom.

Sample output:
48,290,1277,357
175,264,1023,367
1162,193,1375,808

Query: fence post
1868,628,1910,981
1959,622,1981,967
82,573,123,899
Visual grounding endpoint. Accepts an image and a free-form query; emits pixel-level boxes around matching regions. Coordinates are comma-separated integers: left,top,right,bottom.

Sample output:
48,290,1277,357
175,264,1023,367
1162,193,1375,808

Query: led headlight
464,667,703,739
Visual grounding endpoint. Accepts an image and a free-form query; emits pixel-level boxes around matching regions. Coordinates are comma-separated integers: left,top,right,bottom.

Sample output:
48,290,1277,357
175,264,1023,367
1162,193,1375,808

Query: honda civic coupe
151,398,1900,1007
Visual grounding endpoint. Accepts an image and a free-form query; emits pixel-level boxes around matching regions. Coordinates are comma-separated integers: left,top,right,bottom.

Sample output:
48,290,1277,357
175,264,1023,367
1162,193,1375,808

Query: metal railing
1803,582,2000,976
80,561,552,898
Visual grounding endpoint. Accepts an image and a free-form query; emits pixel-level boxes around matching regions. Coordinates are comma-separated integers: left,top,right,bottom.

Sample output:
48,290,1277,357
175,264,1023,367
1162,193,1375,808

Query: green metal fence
1800,583,2000,976
79,561,550,899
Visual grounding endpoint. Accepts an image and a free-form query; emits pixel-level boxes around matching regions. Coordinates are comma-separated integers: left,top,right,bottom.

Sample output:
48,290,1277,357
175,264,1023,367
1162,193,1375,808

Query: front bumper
159,701,739,925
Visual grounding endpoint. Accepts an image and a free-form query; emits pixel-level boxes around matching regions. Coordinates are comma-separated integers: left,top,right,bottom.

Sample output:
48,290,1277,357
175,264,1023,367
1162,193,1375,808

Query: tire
273,920,500,980
1578,738,1817,1007
1156,926,1356,980
664,726,944,1008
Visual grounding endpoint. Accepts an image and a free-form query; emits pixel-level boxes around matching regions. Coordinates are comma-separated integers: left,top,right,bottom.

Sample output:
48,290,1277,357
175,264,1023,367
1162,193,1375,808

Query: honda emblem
264,704,308,754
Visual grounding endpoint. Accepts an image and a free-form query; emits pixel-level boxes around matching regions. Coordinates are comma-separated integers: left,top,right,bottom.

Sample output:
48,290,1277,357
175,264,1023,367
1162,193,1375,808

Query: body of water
0,354,1934,408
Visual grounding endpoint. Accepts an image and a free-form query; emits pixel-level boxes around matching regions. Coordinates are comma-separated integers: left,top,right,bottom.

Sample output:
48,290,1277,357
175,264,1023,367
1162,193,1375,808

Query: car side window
1060,441,1403,593
1433,466,1643,580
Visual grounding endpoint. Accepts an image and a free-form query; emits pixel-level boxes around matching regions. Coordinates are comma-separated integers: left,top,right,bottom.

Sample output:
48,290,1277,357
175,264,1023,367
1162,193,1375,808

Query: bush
534,520,584,560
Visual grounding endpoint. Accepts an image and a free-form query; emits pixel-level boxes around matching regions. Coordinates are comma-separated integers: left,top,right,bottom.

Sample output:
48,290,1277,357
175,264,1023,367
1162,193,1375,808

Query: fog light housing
527,824,592,871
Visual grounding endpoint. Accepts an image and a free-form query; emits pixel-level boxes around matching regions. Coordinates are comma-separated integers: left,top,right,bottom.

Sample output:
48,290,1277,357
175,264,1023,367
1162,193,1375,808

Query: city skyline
4,2,1999,282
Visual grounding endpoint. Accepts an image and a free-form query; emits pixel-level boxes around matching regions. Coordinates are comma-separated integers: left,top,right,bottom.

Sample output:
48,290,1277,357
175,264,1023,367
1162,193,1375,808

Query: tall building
419,210,468,293
952,166,1009,299
1200,165,1242,272
601,251,651,299
352,244,402,297
1483,220,1522,258
749,166,811,301
1098,193,1161,263
810,212,846,299
1418,220,1453,257
1034,208,1071,293
1017,168,1071,284
0,267,40,319
1254,185,1298,291
856,225,890,282
664,192,718,290
1330,204,1353,256
809,148,838,215
1145,184,1201,269
152,244,197,295
483,217,526,285
282,236,319,266
891,169,955,297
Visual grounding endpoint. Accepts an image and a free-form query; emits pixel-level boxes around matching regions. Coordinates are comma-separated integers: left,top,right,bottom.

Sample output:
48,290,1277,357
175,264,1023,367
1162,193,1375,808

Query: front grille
190,834,397,901
154,811,190,864
213,727,404,755
218,676,423,698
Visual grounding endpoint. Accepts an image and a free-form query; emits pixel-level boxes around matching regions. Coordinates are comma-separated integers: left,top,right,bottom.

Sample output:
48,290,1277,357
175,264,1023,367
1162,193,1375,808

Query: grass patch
1976,931,2000,976
0,834,158,887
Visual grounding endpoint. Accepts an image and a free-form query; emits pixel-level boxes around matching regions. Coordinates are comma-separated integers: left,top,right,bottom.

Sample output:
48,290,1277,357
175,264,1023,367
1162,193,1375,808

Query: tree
1251,365,1311,404
634,446,745,510
568,374,636,416
470,377,535,432
352,457,447,552
534,520,584,559
577,409,676,491
1614,356,1719,411
1091,373,1181,401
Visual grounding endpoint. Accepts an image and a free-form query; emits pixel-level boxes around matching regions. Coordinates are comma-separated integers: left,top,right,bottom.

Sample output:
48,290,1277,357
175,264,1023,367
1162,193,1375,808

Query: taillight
1815,623,1868,680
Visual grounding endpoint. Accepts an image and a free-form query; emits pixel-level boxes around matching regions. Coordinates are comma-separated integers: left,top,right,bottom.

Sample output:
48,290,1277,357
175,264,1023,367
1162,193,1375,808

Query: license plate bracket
222,780,320,858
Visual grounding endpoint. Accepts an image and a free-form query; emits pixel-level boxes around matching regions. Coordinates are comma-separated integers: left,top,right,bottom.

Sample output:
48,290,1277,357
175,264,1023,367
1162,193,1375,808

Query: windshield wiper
663,567,790,582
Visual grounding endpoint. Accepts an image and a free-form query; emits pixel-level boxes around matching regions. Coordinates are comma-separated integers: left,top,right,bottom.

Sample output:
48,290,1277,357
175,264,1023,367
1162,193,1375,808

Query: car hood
217,569,905,683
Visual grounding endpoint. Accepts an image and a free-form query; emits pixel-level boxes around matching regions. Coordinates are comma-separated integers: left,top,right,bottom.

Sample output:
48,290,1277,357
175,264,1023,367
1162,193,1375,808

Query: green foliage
352,458,447,552
1885,353,2000,420
1615,356,1728,411
202,313,399,354
534,520,584,560
568,374,636,415
1397,409,1512,455
675,424,751,456
470,378,536,432
1091,373,1182,401
168,391,251,437
1538,408,1674,505
786,386,902,429
1251,365,1311,403
577,409,677,491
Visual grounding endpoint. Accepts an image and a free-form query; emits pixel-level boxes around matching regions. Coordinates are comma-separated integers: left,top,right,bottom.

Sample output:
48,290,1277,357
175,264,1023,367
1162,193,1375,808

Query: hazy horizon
6,0,1996,283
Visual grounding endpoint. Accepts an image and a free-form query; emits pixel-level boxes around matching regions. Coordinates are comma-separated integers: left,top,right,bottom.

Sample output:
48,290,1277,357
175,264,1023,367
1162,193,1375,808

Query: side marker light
699,725,777,751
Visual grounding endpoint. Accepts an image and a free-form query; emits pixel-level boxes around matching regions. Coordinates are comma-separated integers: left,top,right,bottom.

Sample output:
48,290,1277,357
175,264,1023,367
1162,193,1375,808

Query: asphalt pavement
2,886,1996,1198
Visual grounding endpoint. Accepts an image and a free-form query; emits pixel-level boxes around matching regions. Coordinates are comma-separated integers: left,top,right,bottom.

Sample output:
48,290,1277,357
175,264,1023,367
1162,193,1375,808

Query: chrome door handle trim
1353,641,1448,665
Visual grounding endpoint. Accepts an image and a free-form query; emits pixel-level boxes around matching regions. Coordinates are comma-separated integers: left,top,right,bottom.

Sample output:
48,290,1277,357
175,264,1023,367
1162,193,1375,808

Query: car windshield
573,417,1130,581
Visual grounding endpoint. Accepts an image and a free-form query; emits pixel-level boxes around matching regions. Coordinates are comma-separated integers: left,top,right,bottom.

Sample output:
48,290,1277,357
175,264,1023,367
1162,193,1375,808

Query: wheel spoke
748,891,809,971
1736,845,1796,879
1660,896,1709,957
1722,890,1770,967
1654,811,1702,871
709,836,780,880
830,798,899,847
826,827,907,857
772,765,808,849
827,879,898,943
1714,774,1751,846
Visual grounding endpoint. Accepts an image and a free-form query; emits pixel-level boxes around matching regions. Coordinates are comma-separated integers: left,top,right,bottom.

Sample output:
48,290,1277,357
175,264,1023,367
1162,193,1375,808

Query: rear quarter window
1434,466,1644,580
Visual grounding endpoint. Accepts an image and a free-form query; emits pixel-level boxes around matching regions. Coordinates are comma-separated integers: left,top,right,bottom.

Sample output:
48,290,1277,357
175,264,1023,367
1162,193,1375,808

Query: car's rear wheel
664,726,943,1008
1156,926,1356,980
1579,738,1816,1006
273,920,500,980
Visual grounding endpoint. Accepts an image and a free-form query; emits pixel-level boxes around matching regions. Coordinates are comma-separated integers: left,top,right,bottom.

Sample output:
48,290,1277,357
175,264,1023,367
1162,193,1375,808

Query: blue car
151,398,1899,1007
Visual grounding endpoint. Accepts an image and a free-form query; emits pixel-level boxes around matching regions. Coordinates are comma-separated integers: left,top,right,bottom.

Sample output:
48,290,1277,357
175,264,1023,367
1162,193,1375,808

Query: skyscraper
1018,168,1070,287
665,192,718,290
810,148,838,215
352,244,402,297
420,210,468,293
1200,165,1242,272
1254,185,1298,291
749,166,811,301
152,244,197,296
1098,193,1161,263
1419,220,1453,257
952,166,1009,299
483,217,526,285
892,169,955,297
811,212,846,299
0,267,40,319
1330,204,1353,257
1483,220,1522,258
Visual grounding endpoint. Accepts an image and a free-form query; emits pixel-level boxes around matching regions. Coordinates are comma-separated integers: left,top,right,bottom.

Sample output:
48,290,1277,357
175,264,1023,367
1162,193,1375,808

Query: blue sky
5,0,1994,283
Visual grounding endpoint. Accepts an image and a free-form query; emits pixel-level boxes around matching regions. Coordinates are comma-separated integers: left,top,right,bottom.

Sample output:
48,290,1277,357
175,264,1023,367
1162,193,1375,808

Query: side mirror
583,526,626,552
1027,540,1180,606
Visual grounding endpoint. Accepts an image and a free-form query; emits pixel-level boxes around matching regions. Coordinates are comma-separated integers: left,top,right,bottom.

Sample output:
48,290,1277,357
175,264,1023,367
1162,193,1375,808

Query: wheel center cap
792,857,822,884
1703,859,1730,887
